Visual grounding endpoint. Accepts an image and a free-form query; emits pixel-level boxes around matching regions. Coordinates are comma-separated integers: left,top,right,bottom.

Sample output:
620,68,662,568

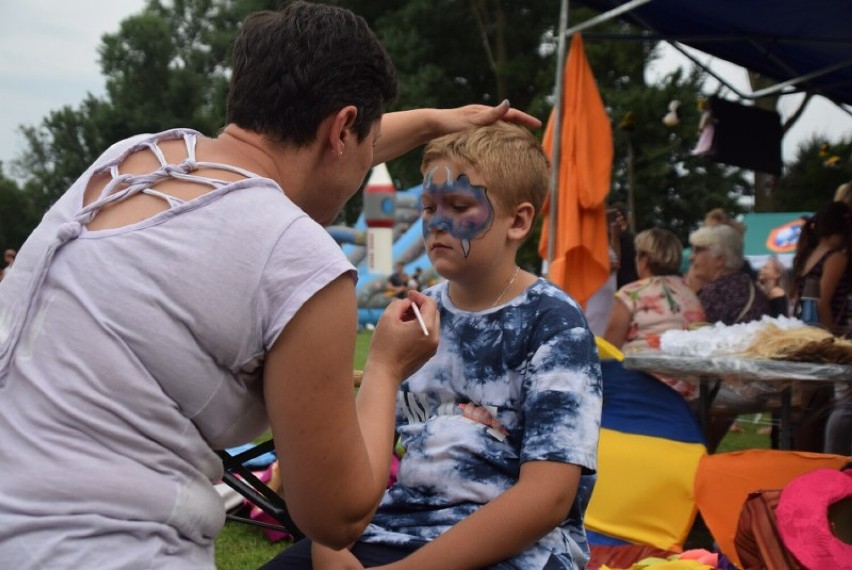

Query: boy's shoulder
425,278,581,309
523,278,585,312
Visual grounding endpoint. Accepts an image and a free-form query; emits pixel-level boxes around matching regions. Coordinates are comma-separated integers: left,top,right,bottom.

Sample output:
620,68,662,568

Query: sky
1,1,850,174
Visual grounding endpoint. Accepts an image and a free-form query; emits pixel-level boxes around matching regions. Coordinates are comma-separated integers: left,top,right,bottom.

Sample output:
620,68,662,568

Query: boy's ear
507,202,536,241
326,105,359,155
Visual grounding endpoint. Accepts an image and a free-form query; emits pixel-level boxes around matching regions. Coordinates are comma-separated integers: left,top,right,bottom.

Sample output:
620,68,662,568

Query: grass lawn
214,331,772,567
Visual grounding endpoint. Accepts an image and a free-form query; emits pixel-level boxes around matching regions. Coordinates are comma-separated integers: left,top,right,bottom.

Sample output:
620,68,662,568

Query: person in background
835,180,852,206
757,256,790,318
407,266,423,292
685,208,755,294
687,224,772,450
584,209,620,336
790,201,850,332
827,183,852,455
790,200,851,455
604,228,706,401
0,2,541,568
1,248,15,280
688,224,770,326
610,201,638,288
387,261,410,299
269,122,602,570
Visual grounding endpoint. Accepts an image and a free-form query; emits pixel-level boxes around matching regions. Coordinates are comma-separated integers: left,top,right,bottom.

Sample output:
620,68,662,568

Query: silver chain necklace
491,265,520,308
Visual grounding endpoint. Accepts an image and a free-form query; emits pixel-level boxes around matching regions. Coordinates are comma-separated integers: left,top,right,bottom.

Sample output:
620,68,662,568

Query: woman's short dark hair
227,1,398,147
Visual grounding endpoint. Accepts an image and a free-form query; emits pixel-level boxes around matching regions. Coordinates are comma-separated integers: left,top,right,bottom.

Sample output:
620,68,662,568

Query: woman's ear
508,202,536,241
326,105,359,155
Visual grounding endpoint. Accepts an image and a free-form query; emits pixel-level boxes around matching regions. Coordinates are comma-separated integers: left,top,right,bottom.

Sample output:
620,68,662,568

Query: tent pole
563,0,653,38
546,0,570,269
547,0,653,269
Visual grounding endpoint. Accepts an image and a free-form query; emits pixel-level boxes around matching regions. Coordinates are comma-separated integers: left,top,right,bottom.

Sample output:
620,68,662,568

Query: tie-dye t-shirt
360,278,602,569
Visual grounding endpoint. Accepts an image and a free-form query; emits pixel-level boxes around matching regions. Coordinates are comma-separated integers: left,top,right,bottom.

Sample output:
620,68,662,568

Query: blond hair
421,122,550,216
835,181,852,206
634,228,683,275
704,208,746,235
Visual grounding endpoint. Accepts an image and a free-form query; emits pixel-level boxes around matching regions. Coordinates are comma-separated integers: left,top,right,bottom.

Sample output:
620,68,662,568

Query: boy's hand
311,543,364,570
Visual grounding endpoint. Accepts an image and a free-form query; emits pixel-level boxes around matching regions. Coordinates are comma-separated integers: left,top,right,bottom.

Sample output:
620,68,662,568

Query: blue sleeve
520,298,602,472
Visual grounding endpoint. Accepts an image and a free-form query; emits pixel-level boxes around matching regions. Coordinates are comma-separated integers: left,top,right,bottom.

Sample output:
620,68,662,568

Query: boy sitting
264,122,602,569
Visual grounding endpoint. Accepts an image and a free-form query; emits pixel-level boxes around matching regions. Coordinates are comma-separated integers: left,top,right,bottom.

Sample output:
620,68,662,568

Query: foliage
10,0,267,214
775,135,852,211
13,0,829,261
0,163,38,251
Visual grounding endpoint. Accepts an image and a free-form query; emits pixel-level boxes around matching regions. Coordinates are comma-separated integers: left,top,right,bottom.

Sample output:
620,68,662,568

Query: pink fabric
776,468,852,569
249,457,401,543
246,466,293,543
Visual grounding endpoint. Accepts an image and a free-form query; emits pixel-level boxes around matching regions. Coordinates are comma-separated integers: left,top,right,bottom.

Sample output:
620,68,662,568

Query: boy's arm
377,460,581,570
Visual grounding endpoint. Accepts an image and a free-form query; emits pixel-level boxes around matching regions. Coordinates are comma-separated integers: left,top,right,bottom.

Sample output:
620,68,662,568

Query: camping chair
217,440,305,541
586,338,708,559
216,370,365,540
693,448,851,568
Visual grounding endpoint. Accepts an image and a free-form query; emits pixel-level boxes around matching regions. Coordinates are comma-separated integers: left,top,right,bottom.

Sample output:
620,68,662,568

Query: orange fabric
693,449,851,568
538,33,613,308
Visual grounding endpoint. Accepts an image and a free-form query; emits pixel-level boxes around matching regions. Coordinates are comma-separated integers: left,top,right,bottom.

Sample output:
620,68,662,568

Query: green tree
0,163,39,251
10,0,752,257
606,66,750,244
12,0,262,215
775,136,852,211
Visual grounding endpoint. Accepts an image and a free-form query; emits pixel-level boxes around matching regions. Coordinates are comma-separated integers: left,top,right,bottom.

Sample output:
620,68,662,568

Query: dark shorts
259,539,419,569
259,538,563,569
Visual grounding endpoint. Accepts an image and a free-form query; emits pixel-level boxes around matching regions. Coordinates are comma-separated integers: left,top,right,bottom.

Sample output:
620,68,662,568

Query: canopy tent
740,211,810,269
543,1,847,272
576,0,852,109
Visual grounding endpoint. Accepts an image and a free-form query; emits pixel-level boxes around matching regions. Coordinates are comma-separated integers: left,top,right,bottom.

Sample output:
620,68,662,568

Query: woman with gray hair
688,224,770,325
687,224,772,450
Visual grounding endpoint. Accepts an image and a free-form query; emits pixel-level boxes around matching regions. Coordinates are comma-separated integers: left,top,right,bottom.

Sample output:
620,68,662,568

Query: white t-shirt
0,130,354,568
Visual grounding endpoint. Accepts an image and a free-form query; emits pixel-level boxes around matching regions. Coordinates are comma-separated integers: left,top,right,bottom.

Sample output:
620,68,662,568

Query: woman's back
615,275,705,353
0,131,354,568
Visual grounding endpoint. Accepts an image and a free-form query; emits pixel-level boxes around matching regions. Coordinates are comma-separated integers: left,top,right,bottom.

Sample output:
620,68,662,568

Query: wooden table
622,354,852,449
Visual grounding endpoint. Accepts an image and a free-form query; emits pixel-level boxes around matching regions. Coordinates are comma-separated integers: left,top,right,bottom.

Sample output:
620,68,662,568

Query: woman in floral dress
604,228,706,401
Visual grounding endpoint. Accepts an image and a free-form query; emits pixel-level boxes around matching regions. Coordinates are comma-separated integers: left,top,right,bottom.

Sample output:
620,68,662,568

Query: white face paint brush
410,302,429,336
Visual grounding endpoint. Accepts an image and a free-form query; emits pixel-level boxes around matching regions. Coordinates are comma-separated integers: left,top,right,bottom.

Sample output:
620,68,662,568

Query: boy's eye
421,205,436,214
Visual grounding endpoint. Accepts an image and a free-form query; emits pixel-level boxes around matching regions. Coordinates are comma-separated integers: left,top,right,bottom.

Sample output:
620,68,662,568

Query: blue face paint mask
421,166,494,258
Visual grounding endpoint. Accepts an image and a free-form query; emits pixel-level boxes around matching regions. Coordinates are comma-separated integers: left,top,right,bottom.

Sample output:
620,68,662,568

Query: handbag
734,489,802,570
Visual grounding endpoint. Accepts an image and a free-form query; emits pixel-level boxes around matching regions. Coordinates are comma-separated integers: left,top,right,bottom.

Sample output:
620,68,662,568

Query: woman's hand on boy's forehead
438,101,541,133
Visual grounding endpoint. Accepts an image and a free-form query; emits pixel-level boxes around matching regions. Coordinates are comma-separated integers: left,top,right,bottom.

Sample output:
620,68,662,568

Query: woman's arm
603,297,631,348
264,277,438,548
373,102,541,165
377,461,581,570
817,250,848,331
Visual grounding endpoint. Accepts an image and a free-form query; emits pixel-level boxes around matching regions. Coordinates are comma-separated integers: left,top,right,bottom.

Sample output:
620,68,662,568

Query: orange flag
538,33,613,308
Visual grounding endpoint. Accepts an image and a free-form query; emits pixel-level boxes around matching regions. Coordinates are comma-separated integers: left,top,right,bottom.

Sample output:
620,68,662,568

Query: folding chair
217,439,304,541
216,370,365,541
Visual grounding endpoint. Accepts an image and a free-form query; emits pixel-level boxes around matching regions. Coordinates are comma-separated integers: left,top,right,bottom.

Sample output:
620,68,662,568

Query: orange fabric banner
693,449,851,568
538,33,613,308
